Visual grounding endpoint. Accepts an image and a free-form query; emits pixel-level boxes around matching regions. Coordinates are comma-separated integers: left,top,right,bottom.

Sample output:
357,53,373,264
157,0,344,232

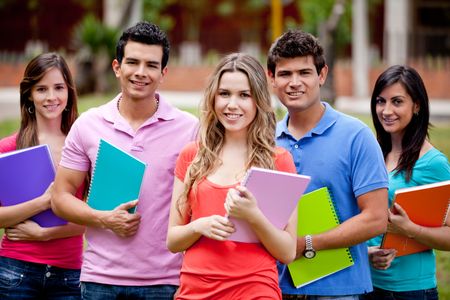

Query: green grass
1,95,449,298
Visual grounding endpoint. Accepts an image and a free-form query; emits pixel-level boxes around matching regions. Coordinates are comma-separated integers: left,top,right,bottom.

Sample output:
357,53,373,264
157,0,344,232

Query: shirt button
46,272,51,278
294,144,299,149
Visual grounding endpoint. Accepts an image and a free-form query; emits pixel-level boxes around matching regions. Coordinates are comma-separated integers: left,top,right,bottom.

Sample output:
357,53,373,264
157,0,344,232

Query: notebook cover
381,180,450,256
227,167,311,243
287,187,354,288
0,144,67,227
87,139,147,212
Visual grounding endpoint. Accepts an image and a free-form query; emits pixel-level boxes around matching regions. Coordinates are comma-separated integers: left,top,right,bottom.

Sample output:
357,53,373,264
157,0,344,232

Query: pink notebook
228,167,311,243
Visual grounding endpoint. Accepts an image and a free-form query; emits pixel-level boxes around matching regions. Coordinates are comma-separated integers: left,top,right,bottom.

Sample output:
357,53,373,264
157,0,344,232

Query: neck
390,132,404,153
118,94,159,130
287,102,325,139
35,115,64,137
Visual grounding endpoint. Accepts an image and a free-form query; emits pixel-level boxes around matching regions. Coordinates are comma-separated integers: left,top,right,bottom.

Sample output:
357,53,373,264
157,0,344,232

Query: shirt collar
102,92,176,125
276,102,338,139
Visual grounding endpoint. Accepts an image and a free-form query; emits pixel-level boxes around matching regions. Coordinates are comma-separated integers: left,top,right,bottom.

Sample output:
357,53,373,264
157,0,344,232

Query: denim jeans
309,296,360,300
0,256,81,299
81,282,178,300
360,287,439,300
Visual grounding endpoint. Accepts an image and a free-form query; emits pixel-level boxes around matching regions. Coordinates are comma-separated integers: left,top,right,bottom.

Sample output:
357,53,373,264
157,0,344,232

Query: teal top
367,148,450,291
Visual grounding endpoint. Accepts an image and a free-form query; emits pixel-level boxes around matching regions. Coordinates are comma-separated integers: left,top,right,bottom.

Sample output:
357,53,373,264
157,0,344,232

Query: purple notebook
0,144,67,227
228,167,311,243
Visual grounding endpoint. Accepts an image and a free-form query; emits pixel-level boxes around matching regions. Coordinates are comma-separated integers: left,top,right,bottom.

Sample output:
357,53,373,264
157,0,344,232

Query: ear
413,102,420,115
319,65,328,86
267,70,276,87
112,59,121,78
159,66,168,84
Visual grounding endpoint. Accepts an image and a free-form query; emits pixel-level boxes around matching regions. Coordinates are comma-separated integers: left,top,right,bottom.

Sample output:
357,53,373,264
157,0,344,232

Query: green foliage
292,0,352,56
73,14,119,59
143,0,176,31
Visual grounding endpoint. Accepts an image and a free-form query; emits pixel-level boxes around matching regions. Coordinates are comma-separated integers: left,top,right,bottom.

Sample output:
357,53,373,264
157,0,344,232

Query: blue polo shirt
276,102,388,296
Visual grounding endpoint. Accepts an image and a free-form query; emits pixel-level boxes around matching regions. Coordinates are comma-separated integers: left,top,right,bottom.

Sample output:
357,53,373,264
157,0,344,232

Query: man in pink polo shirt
52,21,198,299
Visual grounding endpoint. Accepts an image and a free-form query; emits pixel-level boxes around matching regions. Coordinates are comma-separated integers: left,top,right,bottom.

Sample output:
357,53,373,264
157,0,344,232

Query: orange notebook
381,180,450,256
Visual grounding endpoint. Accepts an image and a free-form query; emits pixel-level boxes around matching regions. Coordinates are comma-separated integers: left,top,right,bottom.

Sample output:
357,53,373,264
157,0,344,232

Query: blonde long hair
179,53,276,211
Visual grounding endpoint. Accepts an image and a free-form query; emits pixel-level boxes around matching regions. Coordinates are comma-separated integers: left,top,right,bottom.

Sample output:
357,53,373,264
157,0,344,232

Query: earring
27,106,35,114
414,111,419,116
64,107,69,112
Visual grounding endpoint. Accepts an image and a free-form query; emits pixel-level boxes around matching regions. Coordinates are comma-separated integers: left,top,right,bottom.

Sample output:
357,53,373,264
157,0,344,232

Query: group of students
0,21,449,300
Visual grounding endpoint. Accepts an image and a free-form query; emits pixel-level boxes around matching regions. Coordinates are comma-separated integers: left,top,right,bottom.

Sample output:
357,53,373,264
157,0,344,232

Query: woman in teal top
362,65,450,300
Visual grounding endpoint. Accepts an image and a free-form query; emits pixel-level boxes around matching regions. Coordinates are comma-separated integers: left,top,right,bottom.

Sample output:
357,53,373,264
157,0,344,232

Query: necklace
117,96,160,113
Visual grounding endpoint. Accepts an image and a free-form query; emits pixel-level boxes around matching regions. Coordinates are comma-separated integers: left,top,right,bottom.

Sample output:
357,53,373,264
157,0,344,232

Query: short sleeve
174,142,198,181
274,147,296,174
0,133,18,153
422,151,450,183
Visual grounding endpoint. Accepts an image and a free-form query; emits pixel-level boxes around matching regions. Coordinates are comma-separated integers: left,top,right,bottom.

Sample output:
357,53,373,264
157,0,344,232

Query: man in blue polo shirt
267,29,389,300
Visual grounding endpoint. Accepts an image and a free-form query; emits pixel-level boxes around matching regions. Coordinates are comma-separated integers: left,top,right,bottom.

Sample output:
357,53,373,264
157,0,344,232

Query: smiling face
30,67,68,123
375,82,419,138
270,55,327,113
214,71,257,137
112,41,167,102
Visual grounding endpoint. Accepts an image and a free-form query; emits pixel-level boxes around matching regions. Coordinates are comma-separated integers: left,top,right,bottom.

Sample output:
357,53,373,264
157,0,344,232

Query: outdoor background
0,0,449,298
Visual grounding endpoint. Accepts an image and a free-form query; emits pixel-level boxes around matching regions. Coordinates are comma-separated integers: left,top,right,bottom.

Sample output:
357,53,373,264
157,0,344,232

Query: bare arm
5,220,85,241
0,183,53,228
387,203,450,251
296,188,388,257
52,166,140,237
225,186,297,264
166,177,235,253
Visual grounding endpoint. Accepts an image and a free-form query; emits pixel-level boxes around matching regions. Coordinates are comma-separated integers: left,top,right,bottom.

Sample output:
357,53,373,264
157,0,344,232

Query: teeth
132,81,147,86
288,92,304,96
225,114,241,120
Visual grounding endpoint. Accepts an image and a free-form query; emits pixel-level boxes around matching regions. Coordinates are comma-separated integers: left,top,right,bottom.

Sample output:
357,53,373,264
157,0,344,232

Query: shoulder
274,146,296,173
0,133,18,153
178,141,199,161
423,149,450,179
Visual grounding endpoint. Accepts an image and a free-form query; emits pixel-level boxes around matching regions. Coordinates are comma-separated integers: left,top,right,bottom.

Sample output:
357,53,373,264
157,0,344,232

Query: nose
227,96,239,109
382,102,393,116
290,73,302,86
47,88,57,100
135,63,146,76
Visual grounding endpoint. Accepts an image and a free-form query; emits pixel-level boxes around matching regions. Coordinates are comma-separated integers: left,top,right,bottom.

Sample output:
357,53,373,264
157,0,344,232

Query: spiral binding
86,139,103,202
326,187,354,263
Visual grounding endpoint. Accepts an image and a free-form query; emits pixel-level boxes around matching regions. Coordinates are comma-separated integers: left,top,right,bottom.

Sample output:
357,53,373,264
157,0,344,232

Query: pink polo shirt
60,93,198,286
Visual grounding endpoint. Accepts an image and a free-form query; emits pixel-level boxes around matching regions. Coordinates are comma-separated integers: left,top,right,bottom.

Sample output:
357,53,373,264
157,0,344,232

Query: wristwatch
303,234,316,259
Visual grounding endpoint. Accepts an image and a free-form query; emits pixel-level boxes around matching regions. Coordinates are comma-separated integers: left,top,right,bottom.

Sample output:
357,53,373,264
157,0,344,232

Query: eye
240,92,251,99
375,97,385,105
218,91,230,97
36,87,46,92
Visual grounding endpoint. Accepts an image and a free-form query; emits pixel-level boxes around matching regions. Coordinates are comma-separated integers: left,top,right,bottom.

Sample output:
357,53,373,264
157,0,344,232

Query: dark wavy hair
116,21,170,69
370,65,430,181
17,52,78,149
267,29,325,76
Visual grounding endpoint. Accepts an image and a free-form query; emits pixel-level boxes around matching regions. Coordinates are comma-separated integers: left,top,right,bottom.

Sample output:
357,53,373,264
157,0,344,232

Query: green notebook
288,187,354,288
87,139,147,212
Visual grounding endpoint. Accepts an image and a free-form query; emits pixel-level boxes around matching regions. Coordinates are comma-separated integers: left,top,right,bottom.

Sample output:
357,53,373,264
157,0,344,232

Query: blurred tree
72,14,119,94
142,0,176,32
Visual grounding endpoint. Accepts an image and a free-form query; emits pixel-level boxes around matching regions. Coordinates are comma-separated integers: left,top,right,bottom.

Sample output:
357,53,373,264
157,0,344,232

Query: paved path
1,88,449,123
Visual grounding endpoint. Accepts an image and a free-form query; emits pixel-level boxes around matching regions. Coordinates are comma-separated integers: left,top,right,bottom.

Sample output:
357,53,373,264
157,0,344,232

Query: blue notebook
0,144,68,227
87,139,147,212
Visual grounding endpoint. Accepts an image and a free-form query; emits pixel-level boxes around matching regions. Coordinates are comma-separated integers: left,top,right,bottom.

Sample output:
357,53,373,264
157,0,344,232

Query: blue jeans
0,256,81,299
81,282,178,300
309,296,360,300
360,287,439,300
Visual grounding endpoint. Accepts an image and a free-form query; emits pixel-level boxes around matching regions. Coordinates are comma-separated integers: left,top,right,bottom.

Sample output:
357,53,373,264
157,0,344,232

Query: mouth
130,79,149,87
382,118,397,125
286,91,305,97
224,113,243,120
44,104,60,111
